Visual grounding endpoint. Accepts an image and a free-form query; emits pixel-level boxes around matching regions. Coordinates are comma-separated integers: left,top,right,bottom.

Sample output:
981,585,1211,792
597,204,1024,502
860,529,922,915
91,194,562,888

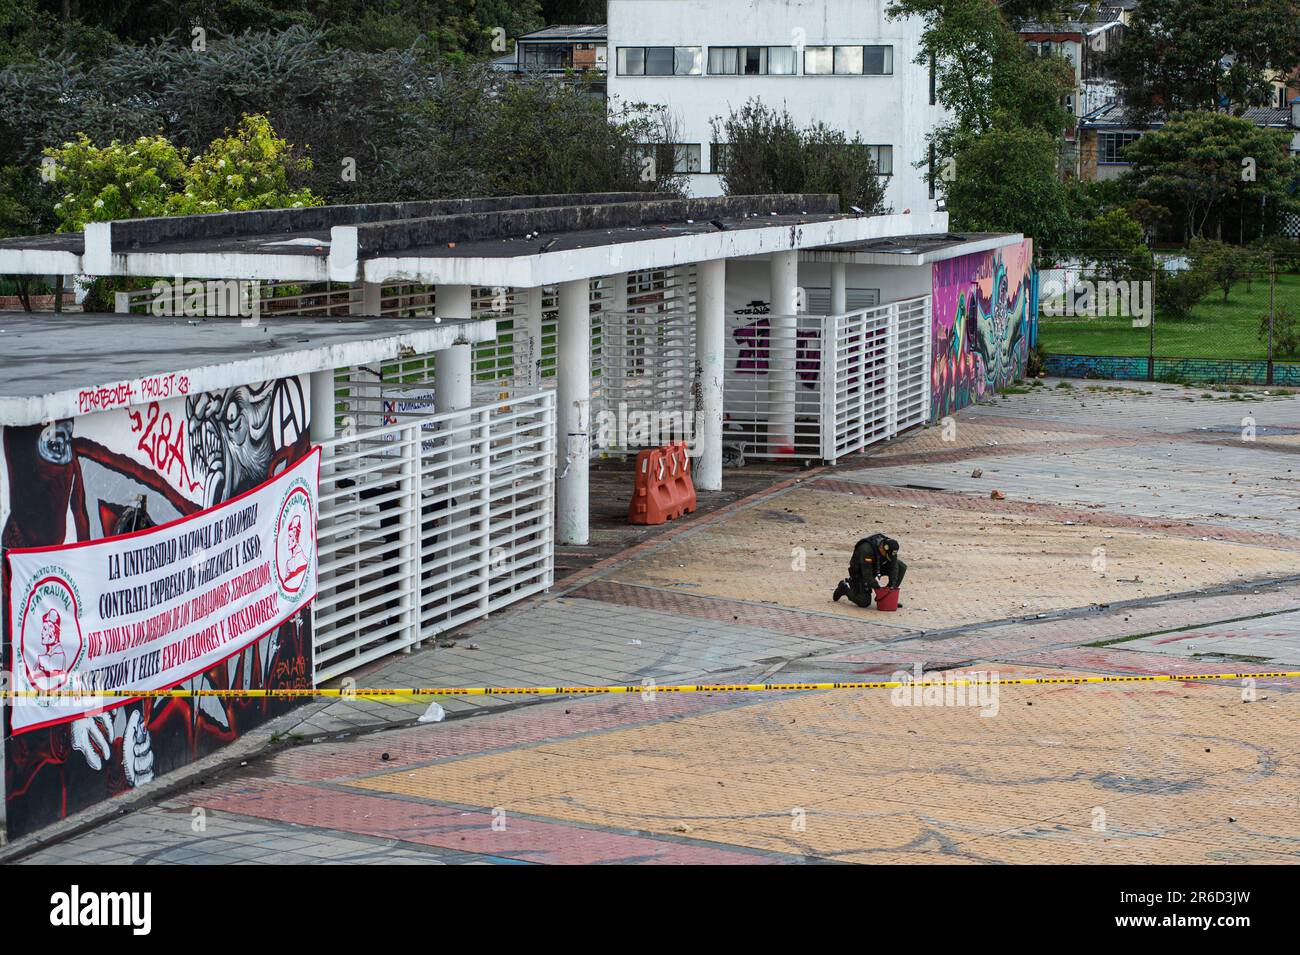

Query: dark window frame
802,44,893,76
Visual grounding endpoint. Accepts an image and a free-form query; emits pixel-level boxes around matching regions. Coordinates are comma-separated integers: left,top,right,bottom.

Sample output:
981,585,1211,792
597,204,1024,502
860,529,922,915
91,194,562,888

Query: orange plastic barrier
628,442,697,525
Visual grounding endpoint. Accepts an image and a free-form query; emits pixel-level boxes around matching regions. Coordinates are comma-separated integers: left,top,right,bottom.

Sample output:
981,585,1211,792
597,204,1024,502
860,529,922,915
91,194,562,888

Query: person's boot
832,580,849,603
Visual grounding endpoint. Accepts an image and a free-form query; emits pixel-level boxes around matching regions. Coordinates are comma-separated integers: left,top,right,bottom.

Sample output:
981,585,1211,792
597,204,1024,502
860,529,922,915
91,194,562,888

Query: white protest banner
5,447,320,734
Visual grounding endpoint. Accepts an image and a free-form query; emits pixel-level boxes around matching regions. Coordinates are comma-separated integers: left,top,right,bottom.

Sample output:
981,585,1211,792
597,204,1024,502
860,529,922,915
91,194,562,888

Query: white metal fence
313,390,555,683
596,308,696,453
724,296,931,463
724,313,827,461
825,296,931,461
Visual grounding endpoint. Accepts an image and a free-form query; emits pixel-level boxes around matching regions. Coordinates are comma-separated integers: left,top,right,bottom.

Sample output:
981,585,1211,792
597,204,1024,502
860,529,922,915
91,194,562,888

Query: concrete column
350,280,382,315
520,286,545,391
612,272,629,315
433,345,471,413
435,284,473,411
831,262,848,314
556,279,590,545
768,251,799,456
435,284,472,325
350,281,385,430
694,259,726,491
434,285,474,503
309,370,337,444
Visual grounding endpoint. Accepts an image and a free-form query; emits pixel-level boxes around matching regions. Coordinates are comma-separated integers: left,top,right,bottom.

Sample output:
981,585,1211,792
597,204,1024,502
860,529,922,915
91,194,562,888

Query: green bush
1262,305,1300,358
1154,266,1213,321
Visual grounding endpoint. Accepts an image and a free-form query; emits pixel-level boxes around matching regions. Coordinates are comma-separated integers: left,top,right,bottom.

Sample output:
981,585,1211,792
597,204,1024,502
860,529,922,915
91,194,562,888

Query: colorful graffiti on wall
931,240,1037,419
1,377,313,838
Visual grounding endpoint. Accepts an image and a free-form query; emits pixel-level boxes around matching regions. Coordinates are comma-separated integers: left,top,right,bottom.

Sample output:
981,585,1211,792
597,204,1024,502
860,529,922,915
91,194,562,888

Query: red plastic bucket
874,587,900,611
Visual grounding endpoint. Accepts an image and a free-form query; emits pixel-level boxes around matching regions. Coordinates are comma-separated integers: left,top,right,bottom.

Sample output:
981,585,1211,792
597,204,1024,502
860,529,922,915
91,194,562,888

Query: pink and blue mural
931,240,1037,419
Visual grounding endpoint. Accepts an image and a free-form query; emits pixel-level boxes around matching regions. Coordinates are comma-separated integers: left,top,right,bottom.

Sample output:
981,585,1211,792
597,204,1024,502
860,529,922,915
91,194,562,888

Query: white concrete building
607,0,945,214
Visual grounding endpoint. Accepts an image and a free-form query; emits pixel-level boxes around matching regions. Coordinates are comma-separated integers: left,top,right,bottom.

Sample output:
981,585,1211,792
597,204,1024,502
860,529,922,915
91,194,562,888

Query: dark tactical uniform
833,534,906,608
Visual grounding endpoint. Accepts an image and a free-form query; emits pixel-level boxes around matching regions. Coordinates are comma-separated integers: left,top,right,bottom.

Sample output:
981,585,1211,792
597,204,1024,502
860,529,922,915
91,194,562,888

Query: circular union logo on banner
273,478,315,602
17,567,85,692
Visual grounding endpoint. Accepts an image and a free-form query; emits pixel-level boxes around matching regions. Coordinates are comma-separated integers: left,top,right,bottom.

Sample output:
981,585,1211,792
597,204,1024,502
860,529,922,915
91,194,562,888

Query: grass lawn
1039,272,1300,360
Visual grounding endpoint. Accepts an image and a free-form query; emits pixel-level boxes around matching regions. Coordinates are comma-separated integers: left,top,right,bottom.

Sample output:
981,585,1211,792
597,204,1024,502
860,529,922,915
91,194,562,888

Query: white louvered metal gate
724,312,828,461
822,295,931,462
313,390,555,683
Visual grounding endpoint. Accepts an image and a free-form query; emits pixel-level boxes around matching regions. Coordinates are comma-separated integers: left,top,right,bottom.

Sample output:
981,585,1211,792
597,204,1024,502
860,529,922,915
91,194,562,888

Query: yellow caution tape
6,670,1299,700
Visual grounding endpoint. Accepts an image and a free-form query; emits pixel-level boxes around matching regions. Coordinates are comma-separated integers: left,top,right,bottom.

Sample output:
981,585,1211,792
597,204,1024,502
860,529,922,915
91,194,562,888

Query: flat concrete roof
0,313,496,427
800,232,1025,266
0,193,950,287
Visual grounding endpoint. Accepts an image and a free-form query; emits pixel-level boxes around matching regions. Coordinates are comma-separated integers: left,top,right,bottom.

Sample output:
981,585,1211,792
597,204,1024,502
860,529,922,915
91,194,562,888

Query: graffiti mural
1,376,312,839
931,240,1037,419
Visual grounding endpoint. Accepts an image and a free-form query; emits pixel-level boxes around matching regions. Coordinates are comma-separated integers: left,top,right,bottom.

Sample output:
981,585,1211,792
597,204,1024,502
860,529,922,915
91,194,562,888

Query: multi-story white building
606,0,946,214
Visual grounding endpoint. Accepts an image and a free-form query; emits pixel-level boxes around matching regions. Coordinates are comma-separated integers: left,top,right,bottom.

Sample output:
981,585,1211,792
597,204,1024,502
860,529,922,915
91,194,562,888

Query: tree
887,0,1075,257
42,114,318,231
43,133,186,230
37,1,545,59
539,0,605,23
1262,305,1299,358
887,0,1074,142
1077,208,1153,284
469,80,685,196
943,119,1073,251
1188,239,1265,303
1124,111,1300,243
1154,267,1213,321
1107,0,1300,117
170,114,317,215
710,101,889,214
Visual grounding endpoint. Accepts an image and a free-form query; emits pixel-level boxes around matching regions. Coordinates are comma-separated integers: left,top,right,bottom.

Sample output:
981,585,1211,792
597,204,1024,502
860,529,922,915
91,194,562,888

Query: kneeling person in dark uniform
832,534,905,608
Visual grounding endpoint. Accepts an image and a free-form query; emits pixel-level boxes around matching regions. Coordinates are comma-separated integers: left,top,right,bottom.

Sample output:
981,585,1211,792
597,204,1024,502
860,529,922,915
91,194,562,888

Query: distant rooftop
1242,107,1297,128
518,25,606,43
1081,101,1299,130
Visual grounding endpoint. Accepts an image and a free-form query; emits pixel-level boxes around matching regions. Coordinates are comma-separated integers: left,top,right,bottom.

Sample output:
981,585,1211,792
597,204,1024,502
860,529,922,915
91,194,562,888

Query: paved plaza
8,379,1300,865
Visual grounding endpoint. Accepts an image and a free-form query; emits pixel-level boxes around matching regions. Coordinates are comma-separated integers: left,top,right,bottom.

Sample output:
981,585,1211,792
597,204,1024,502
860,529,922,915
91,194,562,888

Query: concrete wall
607,0,945,214
1,376,314,839
931,240,1037,418
1047,354,1300,386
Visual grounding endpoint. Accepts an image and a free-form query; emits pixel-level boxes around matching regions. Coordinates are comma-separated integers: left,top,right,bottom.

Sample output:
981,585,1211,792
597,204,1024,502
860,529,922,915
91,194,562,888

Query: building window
866,144,893,175
928,144,935,199
675,46,704,74
674,144,702,172
634,144,702,175
618,47,644,74
708,46,797,75
803,46,834,74
708,47,738,74
618,46,702,75
711,142,731,173
863,46,893,74
804,45,892,75
1099,131,1142,163
521,44,577,71
834,46,863,74
646,47,674,74
929,53,936,104
769,46,797,74
708,46,771,75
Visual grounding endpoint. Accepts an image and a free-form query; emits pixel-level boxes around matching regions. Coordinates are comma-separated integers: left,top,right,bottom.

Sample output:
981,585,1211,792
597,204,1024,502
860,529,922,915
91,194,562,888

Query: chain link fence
1038,251,1300,385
